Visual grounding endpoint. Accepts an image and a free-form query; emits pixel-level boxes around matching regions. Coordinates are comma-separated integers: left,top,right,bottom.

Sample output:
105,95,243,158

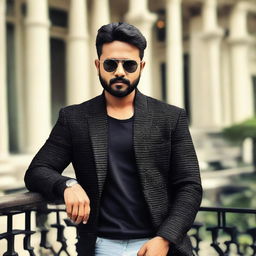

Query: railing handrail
0,191,256,214
200,206,256,214
0,191,47,212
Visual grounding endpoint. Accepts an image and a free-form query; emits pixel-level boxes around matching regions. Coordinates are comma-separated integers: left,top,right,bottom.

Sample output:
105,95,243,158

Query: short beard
98,72,141,98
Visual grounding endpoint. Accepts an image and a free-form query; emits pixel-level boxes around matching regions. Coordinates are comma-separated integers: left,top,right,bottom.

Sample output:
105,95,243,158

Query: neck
104,90,136,109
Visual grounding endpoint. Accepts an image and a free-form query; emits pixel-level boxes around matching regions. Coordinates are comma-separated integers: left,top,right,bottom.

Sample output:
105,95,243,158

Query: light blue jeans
94,237,152,256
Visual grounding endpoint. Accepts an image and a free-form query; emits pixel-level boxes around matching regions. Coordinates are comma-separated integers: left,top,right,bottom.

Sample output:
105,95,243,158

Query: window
49,9,68,28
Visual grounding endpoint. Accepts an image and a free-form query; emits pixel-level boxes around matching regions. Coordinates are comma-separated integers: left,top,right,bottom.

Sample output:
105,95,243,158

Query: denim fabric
94,237,151,256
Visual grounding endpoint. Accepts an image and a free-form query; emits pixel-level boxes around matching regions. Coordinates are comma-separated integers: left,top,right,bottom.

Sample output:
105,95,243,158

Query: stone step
0,154,34,192
0,163,16,175
190,130,242,171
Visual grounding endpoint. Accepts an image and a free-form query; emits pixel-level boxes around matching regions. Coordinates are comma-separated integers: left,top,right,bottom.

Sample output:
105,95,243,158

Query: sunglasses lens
123,60,138,73
103,59,138,73
103,59,118,72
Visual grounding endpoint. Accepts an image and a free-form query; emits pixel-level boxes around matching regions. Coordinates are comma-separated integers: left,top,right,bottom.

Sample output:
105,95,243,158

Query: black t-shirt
97,115,155,239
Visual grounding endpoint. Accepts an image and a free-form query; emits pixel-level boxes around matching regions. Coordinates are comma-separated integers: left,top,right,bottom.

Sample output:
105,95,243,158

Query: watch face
66,179,77,187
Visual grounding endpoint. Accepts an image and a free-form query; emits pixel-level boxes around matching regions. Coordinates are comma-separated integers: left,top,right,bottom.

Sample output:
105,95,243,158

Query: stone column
201,0,223,128
0,0,9,158
190,16,206,128
90,0,110,96
229,2,254,165
67,0,90,105
14,0,26,153
229,2,253,123
25,0,51,153
221,40,232,127
125,0,157,97
166,0,184,107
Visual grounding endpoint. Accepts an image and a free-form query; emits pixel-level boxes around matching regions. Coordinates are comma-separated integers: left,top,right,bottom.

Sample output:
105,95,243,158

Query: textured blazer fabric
24,90,202,256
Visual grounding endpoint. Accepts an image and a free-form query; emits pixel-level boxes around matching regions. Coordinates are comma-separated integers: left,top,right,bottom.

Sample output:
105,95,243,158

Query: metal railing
0,192,256,256
192,207,256,256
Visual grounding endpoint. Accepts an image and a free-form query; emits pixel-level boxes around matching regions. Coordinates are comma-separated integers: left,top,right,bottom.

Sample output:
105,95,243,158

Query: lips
112,82,127,90
112,80,127,85
110,77,130,86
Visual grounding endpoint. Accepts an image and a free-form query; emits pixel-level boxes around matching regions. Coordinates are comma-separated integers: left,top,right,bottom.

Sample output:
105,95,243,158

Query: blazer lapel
133,90,152,187
87,94,108,199
134,91,168,227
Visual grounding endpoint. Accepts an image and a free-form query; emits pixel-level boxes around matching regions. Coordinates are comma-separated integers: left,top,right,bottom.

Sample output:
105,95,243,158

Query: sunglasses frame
99,59,142,73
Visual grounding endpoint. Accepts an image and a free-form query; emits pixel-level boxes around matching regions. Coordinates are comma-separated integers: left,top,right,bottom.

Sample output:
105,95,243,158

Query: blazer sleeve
24,108,73,200
156,108,203,245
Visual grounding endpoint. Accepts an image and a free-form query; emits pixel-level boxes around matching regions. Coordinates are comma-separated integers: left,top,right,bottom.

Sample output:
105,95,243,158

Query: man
24,22,202,256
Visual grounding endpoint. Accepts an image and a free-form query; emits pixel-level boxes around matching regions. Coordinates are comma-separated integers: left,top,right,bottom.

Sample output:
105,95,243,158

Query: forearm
24,166,71,200
24,108,73,200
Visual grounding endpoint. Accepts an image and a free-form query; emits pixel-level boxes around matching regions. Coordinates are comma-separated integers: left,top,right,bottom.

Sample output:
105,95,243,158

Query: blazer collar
87,89,148,117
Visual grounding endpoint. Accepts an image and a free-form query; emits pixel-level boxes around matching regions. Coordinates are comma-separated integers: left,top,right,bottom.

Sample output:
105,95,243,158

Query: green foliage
220,174,256,230
222,117,256,142
197,174,256,239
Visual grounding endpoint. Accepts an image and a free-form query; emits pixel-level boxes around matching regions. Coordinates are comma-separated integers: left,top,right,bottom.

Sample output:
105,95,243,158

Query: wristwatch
65,179,78,188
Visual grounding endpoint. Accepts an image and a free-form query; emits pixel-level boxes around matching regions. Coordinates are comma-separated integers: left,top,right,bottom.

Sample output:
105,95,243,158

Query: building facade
1,0,256,166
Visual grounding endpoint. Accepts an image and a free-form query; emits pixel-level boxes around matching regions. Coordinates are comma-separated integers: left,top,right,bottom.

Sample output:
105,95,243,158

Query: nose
114,62,125,77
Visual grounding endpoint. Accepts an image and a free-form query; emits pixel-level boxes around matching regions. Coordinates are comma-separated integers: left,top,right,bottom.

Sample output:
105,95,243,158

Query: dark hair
96,22,147,60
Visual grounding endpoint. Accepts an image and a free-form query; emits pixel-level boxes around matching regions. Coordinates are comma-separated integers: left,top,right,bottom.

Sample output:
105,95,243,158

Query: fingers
74,202,84,224
64,185,90,224
66,200,72,219
137,244,147,256
83,203,90,224
71,202,79,223
72,199,90,224
137,237,170,256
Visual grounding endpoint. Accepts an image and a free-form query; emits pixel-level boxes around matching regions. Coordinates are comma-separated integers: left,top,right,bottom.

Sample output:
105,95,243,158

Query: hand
137,236,170,256
64,184,90,225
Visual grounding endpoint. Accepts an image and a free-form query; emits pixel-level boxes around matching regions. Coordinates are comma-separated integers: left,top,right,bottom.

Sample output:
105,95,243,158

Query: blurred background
1,0,256,206
0,0,256,254
1,0,256,255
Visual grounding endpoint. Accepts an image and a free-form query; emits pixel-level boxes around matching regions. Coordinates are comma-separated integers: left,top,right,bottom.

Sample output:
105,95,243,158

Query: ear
95,59,100,74
140,61,146,73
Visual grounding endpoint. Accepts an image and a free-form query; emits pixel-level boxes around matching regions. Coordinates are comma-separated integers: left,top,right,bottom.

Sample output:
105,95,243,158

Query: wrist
155,236,170,246
65,179,78,188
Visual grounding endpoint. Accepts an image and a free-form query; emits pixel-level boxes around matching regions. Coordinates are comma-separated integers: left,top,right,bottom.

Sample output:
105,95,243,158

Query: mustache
110,77,130,86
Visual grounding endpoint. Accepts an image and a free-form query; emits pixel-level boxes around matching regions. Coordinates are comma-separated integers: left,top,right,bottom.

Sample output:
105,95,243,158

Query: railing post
51,210,70,255
23,211,35,256
4,214,18,256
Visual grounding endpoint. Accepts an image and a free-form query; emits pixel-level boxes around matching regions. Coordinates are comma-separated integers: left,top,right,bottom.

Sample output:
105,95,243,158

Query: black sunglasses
101,59,141,73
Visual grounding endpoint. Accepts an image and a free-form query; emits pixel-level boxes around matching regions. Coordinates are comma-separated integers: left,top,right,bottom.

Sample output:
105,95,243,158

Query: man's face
95,41,145,98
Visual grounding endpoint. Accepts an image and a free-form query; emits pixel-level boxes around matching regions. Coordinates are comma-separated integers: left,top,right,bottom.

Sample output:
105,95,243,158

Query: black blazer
24,90,202,256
